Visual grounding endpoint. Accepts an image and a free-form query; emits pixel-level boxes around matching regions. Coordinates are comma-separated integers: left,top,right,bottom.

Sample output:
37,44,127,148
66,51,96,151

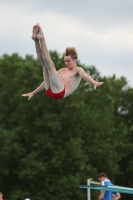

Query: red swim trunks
46,88,65,100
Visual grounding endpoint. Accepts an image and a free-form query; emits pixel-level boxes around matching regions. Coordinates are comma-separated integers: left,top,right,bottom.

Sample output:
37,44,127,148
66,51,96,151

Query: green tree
0,52,133,200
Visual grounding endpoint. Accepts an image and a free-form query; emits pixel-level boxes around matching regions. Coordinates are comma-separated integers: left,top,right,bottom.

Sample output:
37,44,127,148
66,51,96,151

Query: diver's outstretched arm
22,81,45,100
78,67,104,90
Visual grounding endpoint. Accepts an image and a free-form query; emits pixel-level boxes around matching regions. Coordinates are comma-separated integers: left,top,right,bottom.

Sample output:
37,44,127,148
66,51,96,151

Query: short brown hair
98,173,108,178
64,47,78,60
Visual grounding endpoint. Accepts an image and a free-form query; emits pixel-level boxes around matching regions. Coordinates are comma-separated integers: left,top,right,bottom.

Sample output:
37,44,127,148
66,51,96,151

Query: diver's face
64,55,76,69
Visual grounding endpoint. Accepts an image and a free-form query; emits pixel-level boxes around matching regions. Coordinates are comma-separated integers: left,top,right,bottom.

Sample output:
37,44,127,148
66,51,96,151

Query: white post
87,178,92,200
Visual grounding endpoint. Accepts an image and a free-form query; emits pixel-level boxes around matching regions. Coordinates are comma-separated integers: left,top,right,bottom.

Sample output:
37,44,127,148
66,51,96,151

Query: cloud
0,0,133,85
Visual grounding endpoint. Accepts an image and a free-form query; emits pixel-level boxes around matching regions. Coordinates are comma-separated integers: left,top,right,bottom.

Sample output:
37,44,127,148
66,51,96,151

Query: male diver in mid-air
22,23,104,100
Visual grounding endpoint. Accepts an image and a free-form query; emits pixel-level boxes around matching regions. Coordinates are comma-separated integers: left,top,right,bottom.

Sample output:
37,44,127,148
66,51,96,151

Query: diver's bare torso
58,67,82,97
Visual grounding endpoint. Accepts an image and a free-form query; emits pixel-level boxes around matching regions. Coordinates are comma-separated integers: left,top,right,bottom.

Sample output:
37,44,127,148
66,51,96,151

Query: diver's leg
32,26,50,90
36,24,64,93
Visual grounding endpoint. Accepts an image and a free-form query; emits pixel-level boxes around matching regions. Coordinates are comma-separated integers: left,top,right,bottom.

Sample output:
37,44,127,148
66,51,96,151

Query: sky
0,0,133,85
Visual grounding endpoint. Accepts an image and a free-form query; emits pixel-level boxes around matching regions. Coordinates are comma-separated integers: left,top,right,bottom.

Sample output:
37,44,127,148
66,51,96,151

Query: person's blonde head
64,47,78,60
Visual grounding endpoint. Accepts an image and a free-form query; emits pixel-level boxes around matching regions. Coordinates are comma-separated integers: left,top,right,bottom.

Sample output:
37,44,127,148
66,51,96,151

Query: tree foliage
0,52,133,200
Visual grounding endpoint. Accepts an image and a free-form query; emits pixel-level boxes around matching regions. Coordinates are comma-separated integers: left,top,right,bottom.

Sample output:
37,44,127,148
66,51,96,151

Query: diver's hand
21,92,34,100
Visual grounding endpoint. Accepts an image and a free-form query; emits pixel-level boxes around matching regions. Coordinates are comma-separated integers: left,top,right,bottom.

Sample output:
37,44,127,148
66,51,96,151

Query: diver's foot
31,25,38,40
36,23,44,39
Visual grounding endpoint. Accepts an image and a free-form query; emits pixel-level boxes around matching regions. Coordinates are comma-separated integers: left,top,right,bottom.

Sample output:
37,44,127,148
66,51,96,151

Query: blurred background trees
0,52,133,200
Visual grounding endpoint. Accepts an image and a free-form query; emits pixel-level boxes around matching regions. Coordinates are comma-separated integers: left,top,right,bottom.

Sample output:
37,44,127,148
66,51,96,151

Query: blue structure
79,185,133,194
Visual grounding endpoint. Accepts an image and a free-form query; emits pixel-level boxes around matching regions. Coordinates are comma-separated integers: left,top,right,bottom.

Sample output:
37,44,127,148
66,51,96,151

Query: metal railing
87,178,100,200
